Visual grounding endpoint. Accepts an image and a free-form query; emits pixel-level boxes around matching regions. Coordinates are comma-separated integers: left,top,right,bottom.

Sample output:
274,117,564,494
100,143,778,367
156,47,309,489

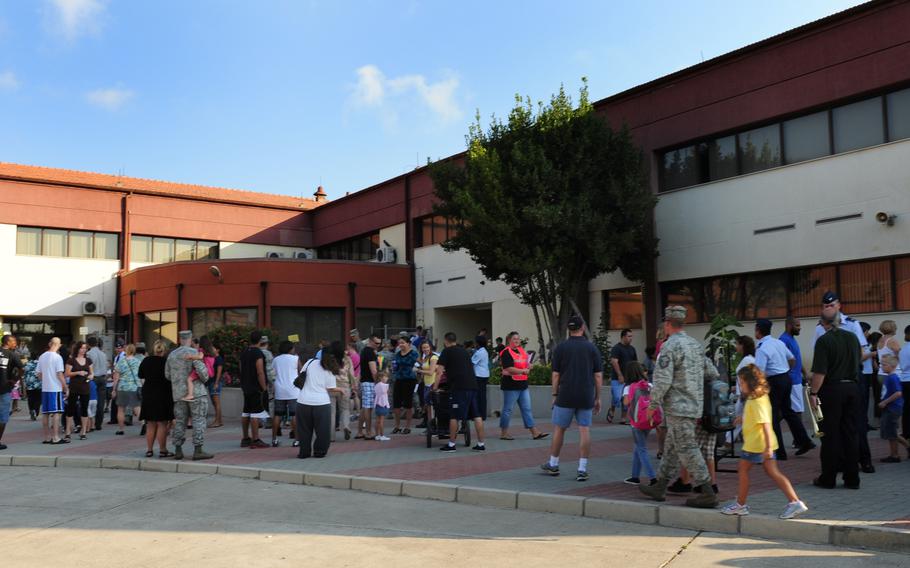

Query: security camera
875,212,896,227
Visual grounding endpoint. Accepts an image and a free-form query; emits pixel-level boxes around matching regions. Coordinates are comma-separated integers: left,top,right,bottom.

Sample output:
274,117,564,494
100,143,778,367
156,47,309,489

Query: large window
271,308,344,346
356,309,411,338
664,256,910,323
660,86,910,192
189,308,258,337
601,288,644,329
16,226,119,260
131,235,218,263
141,311,178,348
317,232,380,261
416,215,459,247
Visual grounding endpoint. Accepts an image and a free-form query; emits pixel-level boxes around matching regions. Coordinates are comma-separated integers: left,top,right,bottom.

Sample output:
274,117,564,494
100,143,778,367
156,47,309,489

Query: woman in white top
296,342,343,459
271,340,302,447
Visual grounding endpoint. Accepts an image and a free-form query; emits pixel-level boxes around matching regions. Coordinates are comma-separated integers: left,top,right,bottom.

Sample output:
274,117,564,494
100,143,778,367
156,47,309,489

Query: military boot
639,477,669,501
686,484,719,508
173,445,183,461
193,445,213,461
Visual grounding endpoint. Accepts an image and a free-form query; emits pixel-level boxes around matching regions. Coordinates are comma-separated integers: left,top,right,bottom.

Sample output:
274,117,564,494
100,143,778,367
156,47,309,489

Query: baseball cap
821,290,839,304
349,329,359,336
663,305,687,323
178,330,192,341
115,339,125,347
567,315,584,330
399,330,410,338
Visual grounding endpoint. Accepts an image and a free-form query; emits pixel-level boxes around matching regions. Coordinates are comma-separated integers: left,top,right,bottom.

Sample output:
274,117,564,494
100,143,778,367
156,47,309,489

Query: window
601,288,643,329
887,88,910,142
416,215,459,247
130,236,219,264
131,236,152,262
744,271,788,319
702,276,743,319
271,308,344,346
895,257,910,310
42,229,68,257
662,282,702,323
69,231,93,258
16,227,41,255
739,124,781,174
708,136,737,181
94,233,118,260
839,259,892,314
662,145,704,190
317,232,380,261
189,308,258,337
788,266,836,318
141,311,178,348
783,111,830,164
833,97,884,153
356,309,411,337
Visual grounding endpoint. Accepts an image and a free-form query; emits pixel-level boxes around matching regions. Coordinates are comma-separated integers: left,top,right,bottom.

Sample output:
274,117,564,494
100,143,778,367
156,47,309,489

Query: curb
1,456,907,554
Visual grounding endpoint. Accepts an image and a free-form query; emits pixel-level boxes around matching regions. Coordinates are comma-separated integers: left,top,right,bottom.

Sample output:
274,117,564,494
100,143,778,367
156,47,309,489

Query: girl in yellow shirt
721,364,807,520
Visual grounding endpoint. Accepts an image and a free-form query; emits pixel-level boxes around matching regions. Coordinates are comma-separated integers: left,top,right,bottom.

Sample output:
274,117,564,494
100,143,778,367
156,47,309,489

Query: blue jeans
500,389,535,430
611,380,624,411
631,428,655,479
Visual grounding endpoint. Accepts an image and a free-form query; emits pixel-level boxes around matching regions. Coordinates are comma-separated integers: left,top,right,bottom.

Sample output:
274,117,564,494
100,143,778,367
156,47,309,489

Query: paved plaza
2,465,908,568
2,407,908,531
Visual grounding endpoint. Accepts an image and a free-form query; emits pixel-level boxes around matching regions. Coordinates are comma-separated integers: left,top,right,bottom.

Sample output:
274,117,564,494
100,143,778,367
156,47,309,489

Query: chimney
313,185,327,203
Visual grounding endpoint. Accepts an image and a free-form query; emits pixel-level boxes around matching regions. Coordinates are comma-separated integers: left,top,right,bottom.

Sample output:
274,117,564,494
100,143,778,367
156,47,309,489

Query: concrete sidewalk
2,407,908,547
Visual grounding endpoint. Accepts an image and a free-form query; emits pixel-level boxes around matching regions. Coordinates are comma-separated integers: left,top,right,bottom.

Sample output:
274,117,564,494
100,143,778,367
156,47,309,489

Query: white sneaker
720,502,750,516
377,435,391,441
779,500,808,519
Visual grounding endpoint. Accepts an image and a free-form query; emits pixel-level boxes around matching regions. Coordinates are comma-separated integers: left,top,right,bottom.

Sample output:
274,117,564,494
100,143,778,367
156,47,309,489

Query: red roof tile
0,162,323,210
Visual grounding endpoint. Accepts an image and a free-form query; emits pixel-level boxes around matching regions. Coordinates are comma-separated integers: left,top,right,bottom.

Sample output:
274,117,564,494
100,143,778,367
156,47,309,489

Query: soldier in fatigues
165,330,213,460
640,306,718,508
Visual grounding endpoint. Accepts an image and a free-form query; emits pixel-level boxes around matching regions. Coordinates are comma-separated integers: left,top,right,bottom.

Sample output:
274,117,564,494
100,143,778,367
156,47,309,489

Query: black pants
818,381,860,487
108,386,118,423
26,389,42,414
903,382,910,439
296,402,332,458
768,373,811,459
476,378,488,420
871,374,883,419
66,392,90,422
857,374,872,466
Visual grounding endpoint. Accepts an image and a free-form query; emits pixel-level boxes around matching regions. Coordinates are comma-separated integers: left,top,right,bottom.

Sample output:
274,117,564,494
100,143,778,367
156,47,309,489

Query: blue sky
0,0,866,200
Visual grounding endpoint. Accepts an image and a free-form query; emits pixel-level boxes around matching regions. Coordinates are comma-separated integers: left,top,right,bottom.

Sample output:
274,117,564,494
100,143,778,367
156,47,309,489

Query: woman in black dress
139,341,175,457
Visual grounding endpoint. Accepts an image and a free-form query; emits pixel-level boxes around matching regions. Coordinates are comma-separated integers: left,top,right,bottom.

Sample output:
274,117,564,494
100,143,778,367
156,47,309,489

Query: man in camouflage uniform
640,306,718,508
165,330,213,460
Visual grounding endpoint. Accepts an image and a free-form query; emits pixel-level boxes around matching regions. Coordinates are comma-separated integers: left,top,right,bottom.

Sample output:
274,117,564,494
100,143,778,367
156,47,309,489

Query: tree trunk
530,302,547,364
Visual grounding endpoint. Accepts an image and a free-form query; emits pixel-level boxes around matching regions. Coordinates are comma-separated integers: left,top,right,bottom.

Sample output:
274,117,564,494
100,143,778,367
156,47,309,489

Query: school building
2,0,909,362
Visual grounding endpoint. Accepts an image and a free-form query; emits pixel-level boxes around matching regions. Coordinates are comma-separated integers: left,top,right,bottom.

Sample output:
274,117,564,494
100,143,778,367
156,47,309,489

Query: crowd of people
0,289,904,521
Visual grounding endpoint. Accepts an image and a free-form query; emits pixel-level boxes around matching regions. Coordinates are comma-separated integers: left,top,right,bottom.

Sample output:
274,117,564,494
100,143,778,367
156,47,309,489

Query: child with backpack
721,364,807,519
623,361,661,485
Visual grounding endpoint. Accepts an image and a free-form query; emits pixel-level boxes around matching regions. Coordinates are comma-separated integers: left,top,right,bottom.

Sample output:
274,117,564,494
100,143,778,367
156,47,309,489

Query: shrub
205,324,280,383
528,364,552,385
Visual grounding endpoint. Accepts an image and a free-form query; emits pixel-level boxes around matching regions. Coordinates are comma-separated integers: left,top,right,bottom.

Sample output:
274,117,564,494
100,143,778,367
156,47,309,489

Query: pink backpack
629,380,662,430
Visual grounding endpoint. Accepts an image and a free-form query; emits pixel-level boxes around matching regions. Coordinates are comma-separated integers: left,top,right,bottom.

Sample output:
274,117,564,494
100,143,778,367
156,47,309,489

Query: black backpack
702,376,737,433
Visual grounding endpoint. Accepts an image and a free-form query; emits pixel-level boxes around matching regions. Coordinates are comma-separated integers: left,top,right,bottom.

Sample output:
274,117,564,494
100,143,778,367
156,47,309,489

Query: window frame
15,226,120,260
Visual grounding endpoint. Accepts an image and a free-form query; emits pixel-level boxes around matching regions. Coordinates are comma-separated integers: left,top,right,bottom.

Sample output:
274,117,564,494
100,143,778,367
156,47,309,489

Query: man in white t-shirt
37,337,67,444
272,340,302,447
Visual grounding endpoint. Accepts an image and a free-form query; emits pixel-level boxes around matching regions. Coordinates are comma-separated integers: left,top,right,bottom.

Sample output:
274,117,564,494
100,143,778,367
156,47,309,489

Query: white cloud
350,64,462,124
85,87,134,111
0,71,19,91
46,0,107,41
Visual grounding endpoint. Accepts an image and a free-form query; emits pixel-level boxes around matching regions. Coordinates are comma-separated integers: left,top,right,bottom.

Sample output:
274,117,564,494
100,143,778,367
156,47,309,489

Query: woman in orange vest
499,332,549,441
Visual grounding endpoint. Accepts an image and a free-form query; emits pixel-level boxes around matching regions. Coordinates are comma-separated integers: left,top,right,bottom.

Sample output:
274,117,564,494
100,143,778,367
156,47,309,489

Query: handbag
293,358,316,390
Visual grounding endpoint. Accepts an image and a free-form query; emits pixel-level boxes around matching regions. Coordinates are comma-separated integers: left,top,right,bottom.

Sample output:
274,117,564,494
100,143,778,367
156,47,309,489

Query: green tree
430,80,657,356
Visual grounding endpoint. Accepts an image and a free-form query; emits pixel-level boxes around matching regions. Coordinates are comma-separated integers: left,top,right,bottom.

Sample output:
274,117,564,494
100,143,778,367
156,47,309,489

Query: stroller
425,388,471,449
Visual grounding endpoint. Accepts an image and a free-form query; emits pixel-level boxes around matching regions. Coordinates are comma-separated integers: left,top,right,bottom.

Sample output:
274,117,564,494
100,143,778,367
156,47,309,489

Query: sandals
115,431,125,436
606,408,615,423
159,450,174,458
391,428,401,434
533,433,550,440
145,450,154,458
500,435,515,440
52,439,70,444
402,428,411,435
79,434,87,440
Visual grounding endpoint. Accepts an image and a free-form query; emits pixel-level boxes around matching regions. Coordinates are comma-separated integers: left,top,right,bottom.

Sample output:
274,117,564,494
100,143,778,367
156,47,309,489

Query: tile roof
0,162,322,210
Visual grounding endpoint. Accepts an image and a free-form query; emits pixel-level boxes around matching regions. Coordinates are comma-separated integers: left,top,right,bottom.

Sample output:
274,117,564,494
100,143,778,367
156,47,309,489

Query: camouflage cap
178,330,193,340
663,305,687,323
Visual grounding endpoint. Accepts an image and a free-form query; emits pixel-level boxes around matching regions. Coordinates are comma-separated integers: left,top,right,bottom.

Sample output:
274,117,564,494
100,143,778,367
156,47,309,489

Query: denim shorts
552,405,593,428
374,405,390,417
740,450,776,464
0,392,11,424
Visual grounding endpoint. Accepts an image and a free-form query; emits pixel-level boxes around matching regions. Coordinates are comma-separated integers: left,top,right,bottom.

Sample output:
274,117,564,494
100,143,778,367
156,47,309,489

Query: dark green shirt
810,328,861,384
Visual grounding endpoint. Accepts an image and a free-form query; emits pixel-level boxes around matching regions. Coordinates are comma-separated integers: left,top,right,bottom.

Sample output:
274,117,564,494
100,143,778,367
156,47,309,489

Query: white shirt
38,351,65,392
734,355,756,398
297,359,337,406
813,312,870,374
755,336,794,376
273,353,301,401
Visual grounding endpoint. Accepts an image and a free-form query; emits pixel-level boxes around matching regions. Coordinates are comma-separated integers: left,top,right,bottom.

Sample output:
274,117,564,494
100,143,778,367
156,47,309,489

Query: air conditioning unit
295,250,315,259
376,246,397,263
265,251,284,258
82,301,101,315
